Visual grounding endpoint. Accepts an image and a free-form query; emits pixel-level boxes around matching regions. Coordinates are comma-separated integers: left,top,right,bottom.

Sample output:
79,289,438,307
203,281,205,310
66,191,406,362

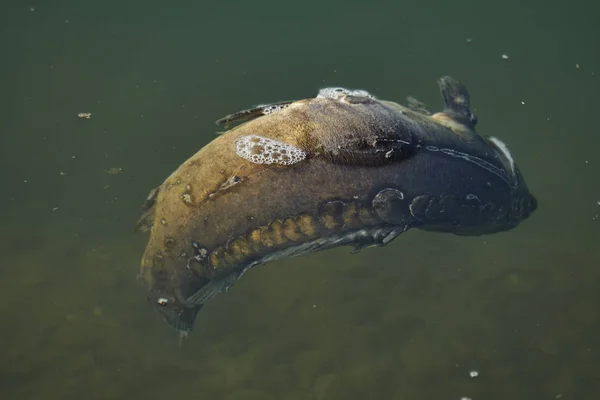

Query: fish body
137,77,537,334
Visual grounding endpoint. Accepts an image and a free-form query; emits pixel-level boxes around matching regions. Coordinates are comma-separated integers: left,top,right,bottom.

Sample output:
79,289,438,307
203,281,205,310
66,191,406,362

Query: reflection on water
1,0,599,399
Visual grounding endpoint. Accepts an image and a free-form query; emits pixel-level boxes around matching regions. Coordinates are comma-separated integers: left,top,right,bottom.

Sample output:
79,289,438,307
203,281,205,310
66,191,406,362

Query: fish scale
137,76,537,336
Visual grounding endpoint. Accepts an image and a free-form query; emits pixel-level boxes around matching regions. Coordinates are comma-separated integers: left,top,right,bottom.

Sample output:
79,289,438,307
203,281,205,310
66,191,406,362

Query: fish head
140,244,208,335
486,136,538,231
145,288,202,336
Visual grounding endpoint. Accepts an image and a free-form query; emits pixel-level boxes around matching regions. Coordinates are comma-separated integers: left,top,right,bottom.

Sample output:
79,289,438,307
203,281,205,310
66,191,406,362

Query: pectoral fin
134,186,160,232
437,76,478,128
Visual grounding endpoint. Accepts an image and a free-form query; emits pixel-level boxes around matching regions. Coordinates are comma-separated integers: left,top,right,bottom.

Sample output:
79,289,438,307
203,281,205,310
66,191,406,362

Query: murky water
1,0,599,399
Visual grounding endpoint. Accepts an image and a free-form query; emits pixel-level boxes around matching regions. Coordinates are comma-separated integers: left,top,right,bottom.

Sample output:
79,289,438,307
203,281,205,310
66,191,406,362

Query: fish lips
146,290,203,335
515,191,538,226
160,305,202,335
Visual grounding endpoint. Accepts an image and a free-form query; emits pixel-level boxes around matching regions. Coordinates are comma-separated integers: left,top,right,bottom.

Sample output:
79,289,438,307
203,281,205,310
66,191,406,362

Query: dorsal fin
437,76,478,128
215,101,295,128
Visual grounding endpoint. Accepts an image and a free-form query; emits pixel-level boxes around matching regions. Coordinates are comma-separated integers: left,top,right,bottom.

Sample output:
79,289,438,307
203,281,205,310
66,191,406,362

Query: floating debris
469,370,479,378
107,167,122,175
501,54,509,60
77,112,92,119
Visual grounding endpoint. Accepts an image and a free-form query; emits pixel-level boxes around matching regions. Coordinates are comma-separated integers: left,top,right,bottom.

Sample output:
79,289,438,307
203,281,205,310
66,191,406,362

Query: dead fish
136,76,537,336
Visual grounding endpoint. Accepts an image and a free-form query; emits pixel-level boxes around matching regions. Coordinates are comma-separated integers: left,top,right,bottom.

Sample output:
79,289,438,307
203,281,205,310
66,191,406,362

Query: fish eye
157,297,169,306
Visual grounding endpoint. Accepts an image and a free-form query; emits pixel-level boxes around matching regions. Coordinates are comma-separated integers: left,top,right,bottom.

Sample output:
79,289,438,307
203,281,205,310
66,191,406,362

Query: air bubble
261,104,290,115
235,135,306,166
316,87,376,100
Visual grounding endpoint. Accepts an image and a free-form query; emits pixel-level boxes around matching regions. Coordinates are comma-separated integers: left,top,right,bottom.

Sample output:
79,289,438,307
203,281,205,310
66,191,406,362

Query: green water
1,0,599,399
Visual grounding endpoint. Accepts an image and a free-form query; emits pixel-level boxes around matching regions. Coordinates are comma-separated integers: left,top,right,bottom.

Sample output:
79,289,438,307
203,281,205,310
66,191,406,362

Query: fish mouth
521,193,538,221
158,304,203,335
146,290,203,334
528,194,538,214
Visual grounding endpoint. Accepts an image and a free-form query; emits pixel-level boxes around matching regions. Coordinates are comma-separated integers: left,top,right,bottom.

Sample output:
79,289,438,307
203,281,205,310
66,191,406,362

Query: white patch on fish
235,135,306,165
487,136,516,174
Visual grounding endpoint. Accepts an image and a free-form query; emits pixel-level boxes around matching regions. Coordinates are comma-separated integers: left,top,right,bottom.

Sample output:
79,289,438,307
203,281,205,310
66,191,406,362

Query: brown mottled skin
137,77,537,334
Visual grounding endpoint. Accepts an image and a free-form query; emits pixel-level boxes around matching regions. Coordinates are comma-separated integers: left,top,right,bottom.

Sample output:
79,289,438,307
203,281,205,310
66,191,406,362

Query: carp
136,76,537,335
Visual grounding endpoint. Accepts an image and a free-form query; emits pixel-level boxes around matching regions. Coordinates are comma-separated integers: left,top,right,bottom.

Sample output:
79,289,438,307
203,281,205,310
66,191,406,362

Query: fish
136,76,537,336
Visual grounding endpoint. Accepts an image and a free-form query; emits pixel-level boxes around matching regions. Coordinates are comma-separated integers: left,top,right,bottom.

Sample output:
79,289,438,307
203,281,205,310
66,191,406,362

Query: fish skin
138,77,537,335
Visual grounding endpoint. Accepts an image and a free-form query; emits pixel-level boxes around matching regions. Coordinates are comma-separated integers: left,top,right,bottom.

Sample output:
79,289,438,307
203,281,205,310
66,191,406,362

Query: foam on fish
235,135,306,165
